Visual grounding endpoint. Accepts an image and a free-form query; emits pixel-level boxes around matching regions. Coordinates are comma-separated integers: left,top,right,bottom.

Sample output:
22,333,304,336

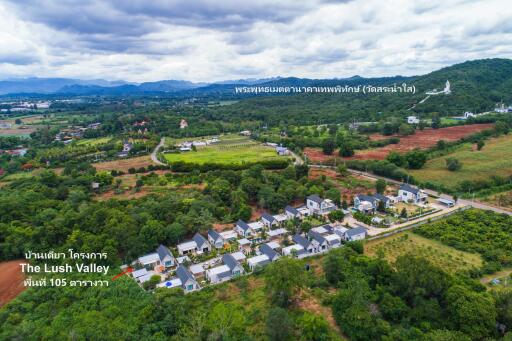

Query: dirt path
480,268,512,285
151,137,166,166
296,289,347,339
0,260,27,307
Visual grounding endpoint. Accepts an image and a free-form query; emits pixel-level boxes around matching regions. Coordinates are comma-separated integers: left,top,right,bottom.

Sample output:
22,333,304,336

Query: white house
261,213,278,228
282,244,307,258
354,194,391,214
259,244,280,262
176,265,200,293
324,234,342,248
207,230,225,249
407,116,419,124
344,227,367,241
306,195,337,215
137,244,176,271
247,254,270,270
235,220,252,237
177,240,197,256
398,184,428,204
193,233,211,254
292,234,318,254
308,231,329,252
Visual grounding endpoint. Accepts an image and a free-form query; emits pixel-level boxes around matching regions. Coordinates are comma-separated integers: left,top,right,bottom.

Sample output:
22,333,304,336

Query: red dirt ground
305,124,494,162
0,260,27,307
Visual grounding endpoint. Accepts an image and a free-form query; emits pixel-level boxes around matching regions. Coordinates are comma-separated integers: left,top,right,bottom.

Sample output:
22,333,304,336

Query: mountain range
0,59,511,107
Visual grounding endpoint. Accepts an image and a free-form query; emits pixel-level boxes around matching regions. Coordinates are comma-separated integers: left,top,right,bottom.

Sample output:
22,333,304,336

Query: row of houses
353,184,428,214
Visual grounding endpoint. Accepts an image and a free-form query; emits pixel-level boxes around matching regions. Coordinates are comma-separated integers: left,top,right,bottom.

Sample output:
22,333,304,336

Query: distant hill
0,77,128,95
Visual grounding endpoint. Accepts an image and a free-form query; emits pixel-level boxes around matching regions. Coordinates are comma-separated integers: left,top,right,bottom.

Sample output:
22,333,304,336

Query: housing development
1,1,512,340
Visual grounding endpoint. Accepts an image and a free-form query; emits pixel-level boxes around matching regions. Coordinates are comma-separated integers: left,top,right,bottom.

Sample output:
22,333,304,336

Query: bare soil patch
0,260,27,307
349,124,494,160
93,155,154,172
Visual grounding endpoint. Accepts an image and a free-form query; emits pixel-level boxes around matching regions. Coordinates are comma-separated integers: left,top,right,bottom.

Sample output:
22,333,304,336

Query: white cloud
0,0,510,82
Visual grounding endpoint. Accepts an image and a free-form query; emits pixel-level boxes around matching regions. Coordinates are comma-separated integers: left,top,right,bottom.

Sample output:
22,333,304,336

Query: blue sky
0,0,511,82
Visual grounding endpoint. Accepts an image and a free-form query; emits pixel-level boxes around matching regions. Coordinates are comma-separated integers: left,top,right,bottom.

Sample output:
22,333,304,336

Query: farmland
364,232,483,274
164,135,288,165
409,134,512,190
93,155,154,172
347,124,494,160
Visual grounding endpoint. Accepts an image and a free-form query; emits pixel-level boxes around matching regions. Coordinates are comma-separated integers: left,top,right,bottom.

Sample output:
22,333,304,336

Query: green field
365,232,483,274
164,135,288,165
76,137,112,146
409,134,512,189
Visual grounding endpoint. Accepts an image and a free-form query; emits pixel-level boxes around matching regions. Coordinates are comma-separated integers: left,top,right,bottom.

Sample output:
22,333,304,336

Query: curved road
151,137,166,166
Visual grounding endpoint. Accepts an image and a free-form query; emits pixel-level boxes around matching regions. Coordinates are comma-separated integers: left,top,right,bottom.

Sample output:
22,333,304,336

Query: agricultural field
93,155,154,172
308,168,375,200
344,124,494,160
409,134,512,190
364,232,483,274
76,137,112,146
164,135,287,165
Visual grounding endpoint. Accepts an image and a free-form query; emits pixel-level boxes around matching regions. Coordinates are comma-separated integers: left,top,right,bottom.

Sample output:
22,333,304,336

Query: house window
187,284,193,291
233,270,240,276
203,247,208,253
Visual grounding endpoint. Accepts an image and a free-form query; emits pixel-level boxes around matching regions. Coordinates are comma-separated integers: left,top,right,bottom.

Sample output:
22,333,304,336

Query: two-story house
306,195,337,215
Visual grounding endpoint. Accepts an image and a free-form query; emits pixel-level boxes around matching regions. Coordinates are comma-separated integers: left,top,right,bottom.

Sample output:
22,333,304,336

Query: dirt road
0,260,27,307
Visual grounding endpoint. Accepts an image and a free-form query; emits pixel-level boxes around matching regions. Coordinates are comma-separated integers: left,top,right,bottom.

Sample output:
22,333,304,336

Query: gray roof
307,194,324,204
345,227,367,238
176,265,195,284
259,244,279,260
208,229,222,242
218,271,233,280
236,220,250,232
261,213,276,223
322,224,334,233
292,234,311,249
193,233,208,246
400,184,420,194
373,193,390,203
285,206,299,215
156,244,173,261
309,231,327,244
356,194,377,203
222,254,239,271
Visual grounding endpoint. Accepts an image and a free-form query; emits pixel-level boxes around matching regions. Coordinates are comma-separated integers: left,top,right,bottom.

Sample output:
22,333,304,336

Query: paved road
310,164,512,216
151,137,166,166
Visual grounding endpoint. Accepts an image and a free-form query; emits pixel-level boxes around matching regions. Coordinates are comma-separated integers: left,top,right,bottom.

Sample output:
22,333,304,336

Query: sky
0,0,511,83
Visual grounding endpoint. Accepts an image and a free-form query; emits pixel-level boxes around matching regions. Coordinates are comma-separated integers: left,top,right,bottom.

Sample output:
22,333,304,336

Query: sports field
164,135,287,165
409,134,512,189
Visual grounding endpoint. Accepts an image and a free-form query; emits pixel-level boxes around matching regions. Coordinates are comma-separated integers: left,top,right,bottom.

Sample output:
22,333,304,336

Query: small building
407,116,419,124
259,244,280,262
344,227,367,242
247,254,270,270
177,240,198,256
230,251,247,263
239,130,251,136
237,238,252,254
324,234,342,248
206,265,232,284
308,231,329,252
285,206,300,219
267,228,287,240
235,220,252,237
398,184,428,204
437,198,455,207
292,234,316,254
222,253,244,276
208,230,225,249
219,230,238,241
176,266,200,293
193,233,211,254
156,244,176,269
276,146,289,156
180,119,188,129
189,264,205,278
306,195,337,215
282,244,307,258
261,213,278,228
137,253,161,270
354,194,390,214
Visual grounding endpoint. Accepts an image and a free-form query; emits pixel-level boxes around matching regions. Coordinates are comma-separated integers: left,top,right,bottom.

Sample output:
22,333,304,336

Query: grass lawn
409,134,512,190
364,232,483,274
164,135,287,165
76,137,112,146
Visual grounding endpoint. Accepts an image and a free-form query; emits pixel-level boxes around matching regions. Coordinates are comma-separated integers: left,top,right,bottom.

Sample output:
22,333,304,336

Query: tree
404,149,427,169
431,113,441,129
400,207,407,218
328,210,344,222
339,143,354,157
477,140,485,150
265,258,306,307
325,188,341,205
375,179,386,194
322,138,335,155
337,164,349,176
266,307,293,341
445,158,462,171
386,151,406,167
446,285,496,339
377,200,386,213
398,123,415,136
297,312,332,341
436,140,447,150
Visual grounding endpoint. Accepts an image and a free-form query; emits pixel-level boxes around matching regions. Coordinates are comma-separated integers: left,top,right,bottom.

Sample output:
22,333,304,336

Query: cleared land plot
365,232,483,273
409,134,512,189
93,155,154,172
0,260,27,307
165,136,286,165
480,191,512,212
347,124,494,160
